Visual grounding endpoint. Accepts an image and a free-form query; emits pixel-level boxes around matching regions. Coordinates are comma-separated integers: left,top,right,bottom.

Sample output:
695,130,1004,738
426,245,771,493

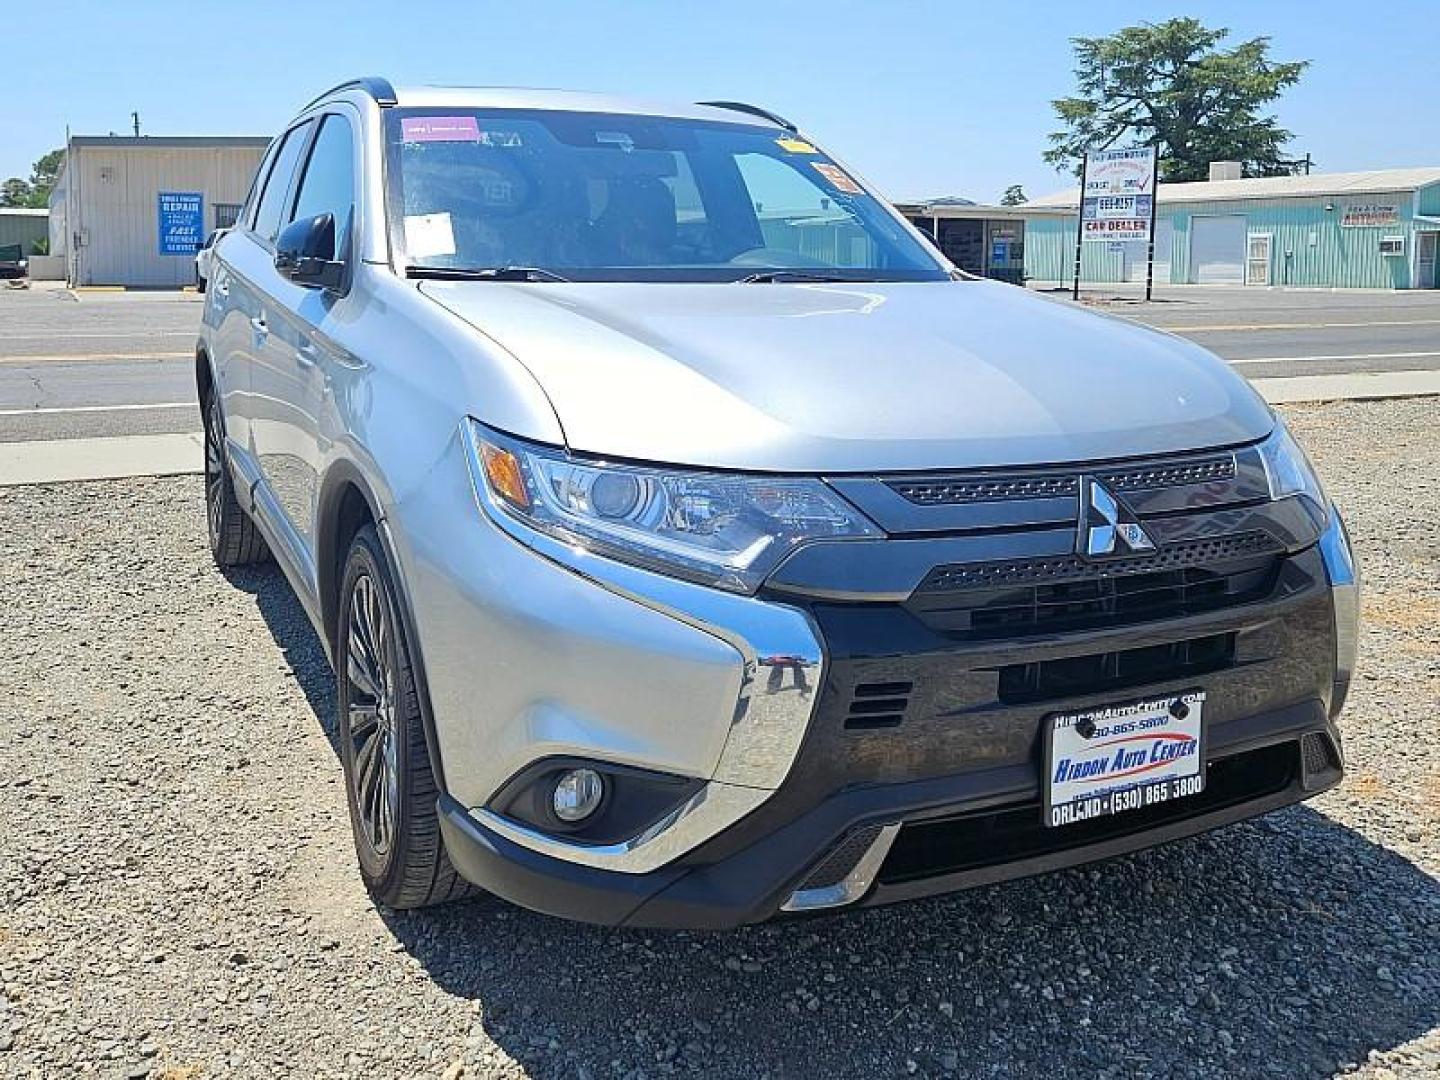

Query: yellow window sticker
776,137,818,154
811,162,863,195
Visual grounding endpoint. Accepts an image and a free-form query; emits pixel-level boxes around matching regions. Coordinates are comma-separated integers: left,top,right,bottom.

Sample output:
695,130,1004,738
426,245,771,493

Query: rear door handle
214,277,230,297
249,315,268,337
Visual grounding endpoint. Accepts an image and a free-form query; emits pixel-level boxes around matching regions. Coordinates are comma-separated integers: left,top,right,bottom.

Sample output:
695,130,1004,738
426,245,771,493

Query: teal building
1019,165,1440,290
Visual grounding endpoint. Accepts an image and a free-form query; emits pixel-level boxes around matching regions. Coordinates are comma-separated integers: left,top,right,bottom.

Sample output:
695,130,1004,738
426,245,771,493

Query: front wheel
202,385,269,567
337,524,476,909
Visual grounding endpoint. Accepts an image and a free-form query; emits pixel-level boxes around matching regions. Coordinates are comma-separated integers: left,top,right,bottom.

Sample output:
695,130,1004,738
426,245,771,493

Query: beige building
49,135,270,287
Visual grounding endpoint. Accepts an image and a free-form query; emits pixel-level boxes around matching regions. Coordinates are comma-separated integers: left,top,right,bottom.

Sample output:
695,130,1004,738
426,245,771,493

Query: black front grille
888,474,1078,505
878,742,1298,885
1098,456,1236,491
995,633,1235,705
919,532,1282,593
908,534,1283,640
885,454,1237,507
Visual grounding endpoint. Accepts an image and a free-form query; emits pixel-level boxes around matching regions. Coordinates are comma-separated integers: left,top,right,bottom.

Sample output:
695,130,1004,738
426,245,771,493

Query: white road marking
1159,318,1440,333
0,331,195,339
1230,351,1440,367
0,352,191,365
0,402,193,417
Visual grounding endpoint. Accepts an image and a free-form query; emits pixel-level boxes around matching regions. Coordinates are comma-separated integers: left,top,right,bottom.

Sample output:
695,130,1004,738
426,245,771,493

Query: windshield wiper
406,265,570,283
735,270,855,284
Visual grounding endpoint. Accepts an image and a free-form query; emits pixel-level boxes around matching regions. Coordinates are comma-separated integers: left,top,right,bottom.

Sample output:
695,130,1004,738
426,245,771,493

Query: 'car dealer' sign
158,192,204,255
1081,148,1157,244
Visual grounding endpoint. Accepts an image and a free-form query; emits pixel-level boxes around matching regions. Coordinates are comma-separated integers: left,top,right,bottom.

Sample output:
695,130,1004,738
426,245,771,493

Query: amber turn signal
481,442,531,510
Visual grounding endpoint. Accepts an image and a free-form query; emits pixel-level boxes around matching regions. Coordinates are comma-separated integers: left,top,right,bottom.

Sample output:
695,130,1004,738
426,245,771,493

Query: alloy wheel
203,392,225,547
345,571,401,857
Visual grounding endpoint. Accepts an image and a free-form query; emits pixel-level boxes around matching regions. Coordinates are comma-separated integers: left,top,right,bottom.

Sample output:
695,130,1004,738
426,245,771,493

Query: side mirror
275,213,345,291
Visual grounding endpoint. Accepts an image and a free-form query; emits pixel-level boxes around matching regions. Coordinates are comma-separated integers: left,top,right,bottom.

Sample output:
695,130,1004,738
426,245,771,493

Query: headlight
467,422,882,594
1257,419,1327,511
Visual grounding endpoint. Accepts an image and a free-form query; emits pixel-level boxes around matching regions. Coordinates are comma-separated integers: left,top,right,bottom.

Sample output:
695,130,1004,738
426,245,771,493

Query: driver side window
289,114,357,260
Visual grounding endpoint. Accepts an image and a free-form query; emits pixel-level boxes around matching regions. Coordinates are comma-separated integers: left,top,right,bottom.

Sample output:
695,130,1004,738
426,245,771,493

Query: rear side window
252,121,313,243
289,114,357,257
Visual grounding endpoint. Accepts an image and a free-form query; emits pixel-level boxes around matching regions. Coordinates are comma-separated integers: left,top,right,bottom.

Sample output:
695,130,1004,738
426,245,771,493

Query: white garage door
1188,215,1247,284
1123,219,1174,283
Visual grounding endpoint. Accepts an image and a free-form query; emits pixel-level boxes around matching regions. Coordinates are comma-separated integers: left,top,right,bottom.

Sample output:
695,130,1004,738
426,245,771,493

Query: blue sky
7,1,1437,203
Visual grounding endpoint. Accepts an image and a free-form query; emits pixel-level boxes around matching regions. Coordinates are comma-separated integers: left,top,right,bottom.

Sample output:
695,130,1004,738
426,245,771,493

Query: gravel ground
1,397,1437,1080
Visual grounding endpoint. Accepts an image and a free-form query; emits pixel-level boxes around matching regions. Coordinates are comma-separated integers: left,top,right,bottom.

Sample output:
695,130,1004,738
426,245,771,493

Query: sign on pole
1081,147,1156,243
1071,147,1160,300
158,192,204,255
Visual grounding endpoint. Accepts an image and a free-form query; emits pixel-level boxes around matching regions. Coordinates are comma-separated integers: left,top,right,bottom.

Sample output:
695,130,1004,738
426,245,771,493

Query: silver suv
198,78,1358,927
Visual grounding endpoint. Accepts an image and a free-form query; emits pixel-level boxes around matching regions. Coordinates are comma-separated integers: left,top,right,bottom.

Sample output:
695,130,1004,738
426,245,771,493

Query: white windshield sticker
404,212,456,259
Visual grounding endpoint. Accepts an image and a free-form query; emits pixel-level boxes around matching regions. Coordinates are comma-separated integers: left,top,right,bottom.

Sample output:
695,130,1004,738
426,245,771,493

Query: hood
421,278,1274,473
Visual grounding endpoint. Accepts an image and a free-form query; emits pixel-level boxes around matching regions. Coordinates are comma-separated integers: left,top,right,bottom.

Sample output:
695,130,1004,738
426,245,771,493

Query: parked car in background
0,244,28,279
194,229,227,292
195,77,1359,928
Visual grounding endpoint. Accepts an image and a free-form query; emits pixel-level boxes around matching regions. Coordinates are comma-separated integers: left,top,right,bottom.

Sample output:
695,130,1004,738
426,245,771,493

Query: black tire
337,524,476,909
202,383,269,567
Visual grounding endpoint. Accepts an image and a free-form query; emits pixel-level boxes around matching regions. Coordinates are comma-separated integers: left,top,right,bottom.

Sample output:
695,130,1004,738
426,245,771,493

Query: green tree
1000,184,1027,206
25,149,64,208
1,177,31,207
1045,18,1309,181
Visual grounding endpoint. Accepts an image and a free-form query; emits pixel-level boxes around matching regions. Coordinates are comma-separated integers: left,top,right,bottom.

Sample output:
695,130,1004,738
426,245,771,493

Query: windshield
385,108,949,282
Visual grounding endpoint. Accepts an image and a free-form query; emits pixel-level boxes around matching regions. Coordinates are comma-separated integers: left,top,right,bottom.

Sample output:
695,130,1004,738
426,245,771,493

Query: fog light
552,768,604,822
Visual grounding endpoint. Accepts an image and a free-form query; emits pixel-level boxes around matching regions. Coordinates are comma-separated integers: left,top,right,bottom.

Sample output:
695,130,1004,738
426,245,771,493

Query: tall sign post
1070,154,1089,301
1074,146,1159,301
1142,149,1160,301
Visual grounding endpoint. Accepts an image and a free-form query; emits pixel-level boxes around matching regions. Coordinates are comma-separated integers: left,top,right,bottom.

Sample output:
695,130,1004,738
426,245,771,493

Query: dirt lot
1,399,1437,1079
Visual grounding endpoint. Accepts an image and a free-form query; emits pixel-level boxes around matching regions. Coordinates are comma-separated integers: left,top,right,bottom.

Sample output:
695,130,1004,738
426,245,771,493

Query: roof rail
303,76,398,112
696,100,798,132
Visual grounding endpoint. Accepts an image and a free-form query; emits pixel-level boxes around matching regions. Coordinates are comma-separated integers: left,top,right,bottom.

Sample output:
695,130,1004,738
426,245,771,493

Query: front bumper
434,515,1355,929
439,701,1341,928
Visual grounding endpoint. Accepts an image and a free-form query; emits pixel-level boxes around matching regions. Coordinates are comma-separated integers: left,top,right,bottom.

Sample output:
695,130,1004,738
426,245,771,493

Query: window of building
288,114,357,258
214,203,243,230
252,121,313,244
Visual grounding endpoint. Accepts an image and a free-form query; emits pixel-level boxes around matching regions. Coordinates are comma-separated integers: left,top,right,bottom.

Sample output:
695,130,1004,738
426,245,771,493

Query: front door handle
297,342,319,369
249,315,268,340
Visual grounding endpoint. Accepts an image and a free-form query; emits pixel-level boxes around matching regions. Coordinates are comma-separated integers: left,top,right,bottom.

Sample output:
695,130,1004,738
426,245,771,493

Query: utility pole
131,112,141,137
1302,153,1313,176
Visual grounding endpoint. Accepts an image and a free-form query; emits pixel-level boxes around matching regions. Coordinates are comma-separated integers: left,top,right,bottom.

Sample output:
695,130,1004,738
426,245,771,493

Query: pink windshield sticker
401,116,482,143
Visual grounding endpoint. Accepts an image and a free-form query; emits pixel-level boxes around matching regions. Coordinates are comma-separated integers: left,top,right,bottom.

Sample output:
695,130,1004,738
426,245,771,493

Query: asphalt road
0,287,199,443
3,282,1440,443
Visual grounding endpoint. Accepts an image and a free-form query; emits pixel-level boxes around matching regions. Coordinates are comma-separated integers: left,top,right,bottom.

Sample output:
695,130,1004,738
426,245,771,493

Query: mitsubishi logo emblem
1080,479,1155,558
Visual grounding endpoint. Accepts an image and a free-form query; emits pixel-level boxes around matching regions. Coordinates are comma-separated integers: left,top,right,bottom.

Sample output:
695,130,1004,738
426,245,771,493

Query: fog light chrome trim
470,780,769,875
781,823,901,912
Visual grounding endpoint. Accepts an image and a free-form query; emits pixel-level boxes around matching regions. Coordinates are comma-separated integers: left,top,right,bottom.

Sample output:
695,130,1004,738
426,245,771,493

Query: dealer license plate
1043,690,1206,828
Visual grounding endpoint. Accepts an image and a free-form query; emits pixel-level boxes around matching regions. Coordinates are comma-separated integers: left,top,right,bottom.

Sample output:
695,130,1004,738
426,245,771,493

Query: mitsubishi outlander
196,78,1359,927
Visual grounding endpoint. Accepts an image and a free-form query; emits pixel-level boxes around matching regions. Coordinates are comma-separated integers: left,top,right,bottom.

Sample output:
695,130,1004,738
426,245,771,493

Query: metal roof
1028,166,1440,209
68,136,272,149
894,200,1068,220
